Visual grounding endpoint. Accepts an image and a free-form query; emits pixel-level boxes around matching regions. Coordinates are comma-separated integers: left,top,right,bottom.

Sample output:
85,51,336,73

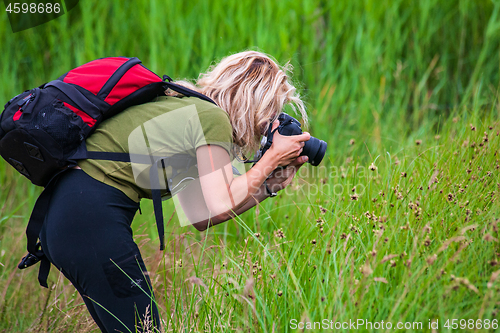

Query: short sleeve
188,107,233,155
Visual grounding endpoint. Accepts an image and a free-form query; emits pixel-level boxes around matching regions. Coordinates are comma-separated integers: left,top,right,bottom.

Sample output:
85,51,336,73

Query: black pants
39,169,160,333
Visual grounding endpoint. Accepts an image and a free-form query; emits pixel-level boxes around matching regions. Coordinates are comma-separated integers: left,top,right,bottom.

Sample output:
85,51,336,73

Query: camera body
257,112,327,166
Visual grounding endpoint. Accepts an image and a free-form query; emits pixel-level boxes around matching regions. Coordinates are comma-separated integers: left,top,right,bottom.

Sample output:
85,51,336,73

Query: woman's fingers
297,132,311,142
267,156,307,192
289,156,308,167
269,128,311,166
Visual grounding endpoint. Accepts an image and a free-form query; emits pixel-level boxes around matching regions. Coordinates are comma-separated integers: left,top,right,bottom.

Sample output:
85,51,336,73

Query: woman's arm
176,124,310,230
176,175,265,231
177,152,308,231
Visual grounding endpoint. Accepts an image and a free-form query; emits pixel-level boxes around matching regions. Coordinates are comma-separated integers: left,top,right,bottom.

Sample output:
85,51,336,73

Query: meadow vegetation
0,0,499,332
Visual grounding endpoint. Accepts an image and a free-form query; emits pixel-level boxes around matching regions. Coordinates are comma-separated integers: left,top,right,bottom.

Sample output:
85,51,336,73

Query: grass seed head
360,263,373,276
274,228,286,239
484,233,498,242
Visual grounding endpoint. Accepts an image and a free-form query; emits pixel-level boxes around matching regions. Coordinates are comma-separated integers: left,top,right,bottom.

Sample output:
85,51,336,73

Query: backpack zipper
17,92,36,112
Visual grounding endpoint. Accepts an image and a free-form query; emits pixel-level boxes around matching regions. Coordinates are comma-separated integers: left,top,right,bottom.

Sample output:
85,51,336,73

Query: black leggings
39,169,160,333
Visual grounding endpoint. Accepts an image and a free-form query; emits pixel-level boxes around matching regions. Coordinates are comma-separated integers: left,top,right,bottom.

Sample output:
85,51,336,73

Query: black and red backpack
0,57,215,287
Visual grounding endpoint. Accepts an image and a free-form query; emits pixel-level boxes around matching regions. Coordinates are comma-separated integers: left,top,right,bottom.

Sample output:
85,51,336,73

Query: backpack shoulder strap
162,76,217,105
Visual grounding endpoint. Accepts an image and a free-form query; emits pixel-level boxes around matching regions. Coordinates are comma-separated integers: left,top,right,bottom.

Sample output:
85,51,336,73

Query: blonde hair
167,51,307,153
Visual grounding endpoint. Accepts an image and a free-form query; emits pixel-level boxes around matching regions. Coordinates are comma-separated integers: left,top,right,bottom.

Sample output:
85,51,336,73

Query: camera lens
302,136,327,166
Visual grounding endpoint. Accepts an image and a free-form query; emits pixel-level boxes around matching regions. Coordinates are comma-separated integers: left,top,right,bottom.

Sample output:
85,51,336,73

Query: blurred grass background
1,0,500,332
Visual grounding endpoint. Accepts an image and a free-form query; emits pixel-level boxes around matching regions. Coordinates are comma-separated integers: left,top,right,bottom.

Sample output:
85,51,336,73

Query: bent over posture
39,51,310,332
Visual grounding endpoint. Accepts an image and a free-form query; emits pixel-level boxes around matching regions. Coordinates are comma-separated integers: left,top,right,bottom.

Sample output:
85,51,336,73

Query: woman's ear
271,119,280,132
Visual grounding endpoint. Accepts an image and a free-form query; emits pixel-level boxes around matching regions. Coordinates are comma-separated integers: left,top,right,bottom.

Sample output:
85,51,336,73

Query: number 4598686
6,3,61,14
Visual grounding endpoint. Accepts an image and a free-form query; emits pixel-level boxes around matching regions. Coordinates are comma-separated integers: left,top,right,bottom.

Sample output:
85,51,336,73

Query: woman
39,50,310,332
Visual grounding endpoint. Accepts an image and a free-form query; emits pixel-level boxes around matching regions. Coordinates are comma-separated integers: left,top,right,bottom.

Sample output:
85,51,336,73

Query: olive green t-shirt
78,96,233,202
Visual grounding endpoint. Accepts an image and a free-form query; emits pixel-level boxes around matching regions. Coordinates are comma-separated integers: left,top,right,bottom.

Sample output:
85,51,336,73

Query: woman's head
171,51,307,153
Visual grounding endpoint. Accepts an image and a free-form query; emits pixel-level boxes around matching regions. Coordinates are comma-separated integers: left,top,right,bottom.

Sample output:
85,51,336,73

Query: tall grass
0,0,499,332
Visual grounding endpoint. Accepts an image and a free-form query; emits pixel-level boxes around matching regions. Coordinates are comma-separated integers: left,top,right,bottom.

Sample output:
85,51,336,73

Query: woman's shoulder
166,97,231,126
181,97,227,116
141,95,227,120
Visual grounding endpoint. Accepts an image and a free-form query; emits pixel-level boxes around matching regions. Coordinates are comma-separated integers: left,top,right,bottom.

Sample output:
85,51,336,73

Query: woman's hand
266,155,308,193
267,120,311,167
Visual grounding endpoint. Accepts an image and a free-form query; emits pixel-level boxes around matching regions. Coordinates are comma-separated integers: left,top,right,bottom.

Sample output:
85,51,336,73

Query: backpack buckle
18,241,44,269
18,252,42,269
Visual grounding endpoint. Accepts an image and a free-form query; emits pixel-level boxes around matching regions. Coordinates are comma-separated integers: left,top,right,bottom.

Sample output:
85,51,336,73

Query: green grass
1,0,500,332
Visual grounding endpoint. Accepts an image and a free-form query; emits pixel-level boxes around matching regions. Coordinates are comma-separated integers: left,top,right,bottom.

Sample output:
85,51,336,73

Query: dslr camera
256,112,327,166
